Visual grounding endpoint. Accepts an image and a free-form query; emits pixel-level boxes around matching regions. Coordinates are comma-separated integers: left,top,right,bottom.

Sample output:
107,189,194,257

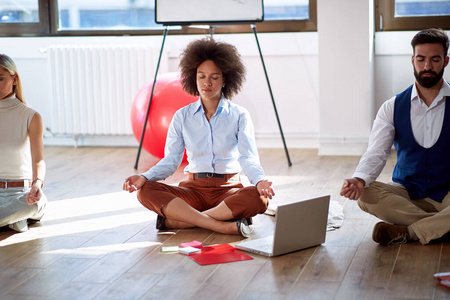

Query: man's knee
359,181,385,205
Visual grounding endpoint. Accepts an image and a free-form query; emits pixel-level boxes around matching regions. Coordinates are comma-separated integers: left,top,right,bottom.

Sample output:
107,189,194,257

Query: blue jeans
0,185,47,228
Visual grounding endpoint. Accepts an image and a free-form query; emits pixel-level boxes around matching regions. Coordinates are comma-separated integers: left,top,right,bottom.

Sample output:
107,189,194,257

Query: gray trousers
0,186,47,228
358,181,450,245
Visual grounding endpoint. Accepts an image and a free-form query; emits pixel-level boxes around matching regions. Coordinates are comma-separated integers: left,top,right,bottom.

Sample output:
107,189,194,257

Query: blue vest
392,85,450,203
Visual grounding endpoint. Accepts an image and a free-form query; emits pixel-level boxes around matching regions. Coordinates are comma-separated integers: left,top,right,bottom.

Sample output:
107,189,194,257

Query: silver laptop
236,195,330,257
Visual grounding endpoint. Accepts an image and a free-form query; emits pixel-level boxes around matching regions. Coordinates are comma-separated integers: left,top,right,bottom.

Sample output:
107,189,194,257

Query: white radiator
48,44,165,136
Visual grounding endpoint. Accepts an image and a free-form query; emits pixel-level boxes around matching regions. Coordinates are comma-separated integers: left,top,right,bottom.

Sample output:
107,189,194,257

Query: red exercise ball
131,72,198,160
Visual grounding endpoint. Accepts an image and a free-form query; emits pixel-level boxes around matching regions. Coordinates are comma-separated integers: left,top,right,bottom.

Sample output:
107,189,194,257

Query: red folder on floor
188,244,253,265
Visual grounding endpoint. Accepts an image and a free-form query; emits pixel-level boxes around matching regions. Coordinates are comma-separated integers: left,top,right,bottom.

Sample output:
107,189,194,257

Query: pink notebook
188,244,253,265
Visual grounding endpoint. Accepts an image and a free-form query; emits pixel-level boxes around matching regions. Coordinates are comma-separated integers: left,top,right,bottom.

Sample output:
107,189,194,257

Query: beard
414,67,444,88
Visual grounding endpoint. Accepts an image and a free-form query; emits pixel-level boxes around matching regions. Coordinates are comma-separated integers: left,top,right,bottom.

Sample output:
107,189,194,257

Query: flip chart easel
134,12,292,169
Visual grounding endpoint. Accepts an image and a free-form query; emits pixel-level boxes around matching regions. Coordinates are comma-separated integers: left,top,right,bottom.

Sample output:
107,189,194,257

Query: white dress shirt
353,80,450,186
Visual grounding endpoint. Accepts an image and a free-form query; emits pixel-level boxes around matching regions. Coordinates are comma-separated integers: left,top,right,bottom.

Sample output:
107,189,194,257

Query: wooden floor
1,146,449,300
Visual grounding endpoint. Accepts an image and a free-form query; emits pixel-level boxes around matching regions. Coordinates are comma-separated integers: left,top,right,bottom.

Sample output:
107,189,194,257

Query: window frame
0,0,316,37
376,0,450,31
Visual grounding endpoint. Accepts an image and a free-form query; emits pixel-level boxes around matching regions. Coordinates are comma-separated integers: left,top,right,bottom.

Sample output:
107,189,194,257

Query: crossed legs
161,198,240,234
137,180,268,235
358,181,450,244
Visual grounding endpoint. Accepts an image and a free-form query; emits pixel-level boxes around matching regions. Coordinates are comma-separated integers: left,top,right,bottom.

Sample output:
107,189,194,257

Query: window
395,0,450,17
1,0,40,23
0,0,316,37
0,0,49,36
376,0,450,31
56,0,161,31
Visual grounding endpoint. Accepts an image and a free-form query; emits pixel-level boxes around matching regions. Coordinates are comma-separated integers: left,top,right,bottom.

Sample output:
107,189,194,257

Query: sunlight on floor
0,191,156,247
41,241,161,256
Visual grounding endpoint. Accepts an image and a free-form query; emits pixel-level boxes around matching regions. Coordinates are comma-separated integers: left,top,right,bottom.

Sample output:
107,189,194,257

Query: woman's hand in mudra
123,175,147,193
256,180,275,199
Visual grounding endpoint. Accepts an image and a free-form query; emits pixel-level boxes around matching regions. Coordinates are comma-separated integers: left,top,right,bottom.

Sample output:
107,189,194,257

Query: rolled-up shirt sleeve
140,110,185,181
353,97,396,186
237,108,266,185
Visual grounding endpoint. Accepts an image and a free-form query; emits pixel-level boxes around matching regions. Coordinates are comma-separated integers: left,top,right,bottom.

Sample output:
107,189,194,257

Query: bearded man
340,28,450,245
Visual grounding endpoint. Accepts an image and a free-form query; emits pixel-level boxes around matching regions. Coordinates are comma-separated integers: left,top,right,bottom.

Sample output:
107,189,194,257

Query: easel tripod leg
251,24,292,167
134,27,168,169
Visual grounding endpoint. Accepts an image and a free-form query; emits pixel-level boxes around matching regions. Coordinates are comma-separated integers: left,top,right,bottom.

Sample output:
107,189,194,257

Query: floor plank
385,243,442,299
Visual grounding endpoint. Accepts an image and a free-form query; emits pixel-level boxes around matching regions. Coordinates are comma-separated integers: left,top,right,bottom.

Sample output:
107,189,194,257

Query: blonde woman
0,54,46,232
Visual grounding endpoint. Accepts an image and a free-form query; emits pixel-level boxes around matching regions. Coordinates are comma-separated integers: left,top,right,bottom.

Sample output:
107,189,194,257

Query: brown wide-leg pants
137,173,268,220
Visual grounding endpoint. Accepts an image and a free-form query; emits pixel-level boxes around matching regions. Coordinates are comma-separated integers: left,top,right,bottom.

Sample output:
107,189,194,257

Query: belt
0,180,31,189
188,172,239,181
194,172,225,178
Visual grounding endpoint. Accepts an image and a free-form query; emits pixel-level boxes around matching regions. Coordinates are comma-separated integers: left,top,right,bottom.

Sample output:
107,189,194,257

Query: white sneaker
237,219,251,238
8,220,29,232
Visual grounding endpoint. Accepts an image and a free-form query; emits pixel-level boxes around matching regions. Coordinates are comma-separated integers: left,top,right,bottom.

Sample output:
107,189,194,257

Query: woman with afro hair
123,37,274,237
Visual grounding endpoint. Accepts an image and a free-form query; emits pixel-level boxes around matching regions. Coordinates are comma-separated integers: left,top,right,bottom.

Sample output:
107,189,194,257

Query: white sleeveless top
0,94,35,180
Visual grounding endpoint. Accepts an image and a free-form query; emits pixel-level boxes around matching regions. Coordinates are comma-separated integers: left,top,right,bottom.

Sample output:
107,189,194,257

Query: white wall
317,0,374,155
1,1,449,155
1,32,320,149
